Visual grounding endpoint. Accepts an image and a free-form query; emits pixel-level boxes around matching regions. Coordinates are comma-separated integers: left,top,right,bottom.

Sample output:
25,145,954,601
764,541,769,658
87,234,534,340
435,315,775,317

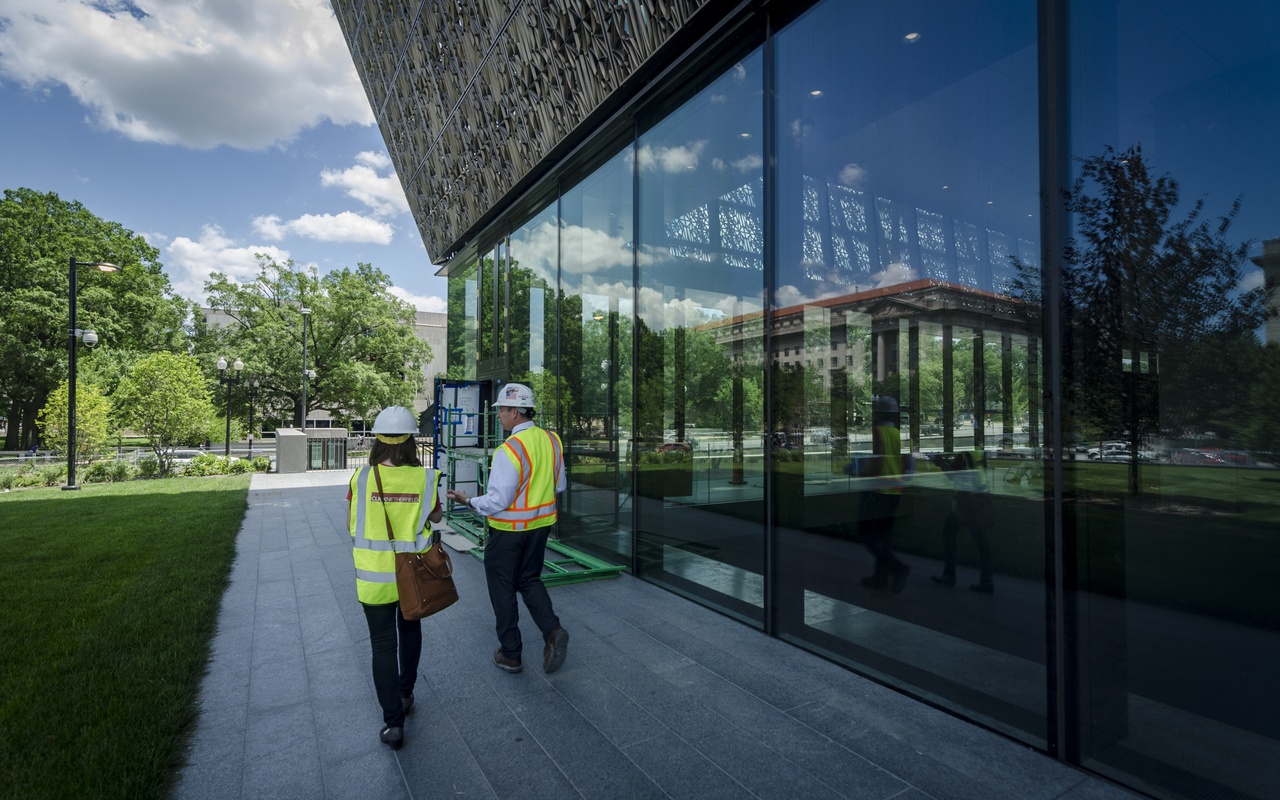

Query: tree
200,256,430,427
0,187,189,450
1012,145,1272,491
114,352,216,476
36,380,112,462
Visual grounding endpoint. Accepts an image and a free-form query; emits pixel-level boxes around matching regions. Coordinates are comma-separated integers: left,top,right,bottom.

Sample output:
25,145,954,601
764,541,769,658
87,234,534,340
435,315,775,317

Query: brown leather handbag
374,465,459,620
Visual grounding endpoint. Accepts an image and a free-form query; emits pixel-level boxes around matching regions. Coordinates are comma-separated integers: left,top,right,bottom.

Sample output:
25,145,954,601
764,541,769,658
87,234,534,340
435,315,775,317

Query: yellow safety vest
487,427,562,531
348,465,442,604
869,424,904,495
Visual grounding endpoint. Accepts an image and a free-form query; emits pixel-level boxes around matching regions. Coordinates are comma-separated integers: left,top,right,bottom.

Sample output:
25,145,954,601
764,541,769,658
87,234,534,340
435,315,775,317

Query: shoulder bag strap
372,464,395,541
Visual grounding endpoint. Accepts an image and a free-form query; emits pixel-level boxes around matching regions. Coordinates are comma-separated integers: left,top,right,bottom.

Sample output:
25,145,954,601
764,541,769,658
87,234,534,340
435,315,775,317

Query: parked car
1087,442,1128,459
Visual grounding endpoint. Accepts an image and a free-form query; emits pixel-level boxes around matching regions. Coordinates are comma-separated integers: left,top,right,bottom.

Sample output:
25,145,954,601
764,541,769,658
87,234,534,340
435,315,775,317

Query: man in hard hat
446,383,570,675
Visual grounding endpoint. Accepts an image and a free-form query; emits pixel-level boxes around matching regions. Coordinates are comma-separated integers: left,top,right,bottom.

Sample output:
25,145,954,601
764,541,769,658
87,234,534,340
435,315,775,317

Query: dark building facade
332,2,1280,799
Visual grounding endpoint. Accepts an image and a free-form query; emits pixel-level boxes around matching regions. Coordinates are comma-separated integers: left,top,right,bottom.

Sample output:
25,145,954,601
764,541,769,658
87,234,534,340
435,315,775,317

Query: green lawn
0,475,250,800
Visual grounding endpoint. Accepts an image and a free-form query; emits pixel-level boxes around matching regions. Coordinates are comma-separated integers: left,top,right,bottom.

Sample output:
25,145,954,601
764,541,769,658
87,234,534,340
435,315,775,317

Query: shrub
0,469,18,491
83,461,114,484
227,458,252,475
37,465,67,486
182,453,233,477
137,457,160,478
250,457,271,473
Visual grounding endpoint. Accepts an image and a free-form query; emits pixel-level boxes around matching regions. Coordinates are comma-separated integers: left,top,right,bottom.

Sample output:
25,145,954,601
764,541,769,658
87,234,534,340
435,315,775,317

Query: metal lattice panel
332,0,713,263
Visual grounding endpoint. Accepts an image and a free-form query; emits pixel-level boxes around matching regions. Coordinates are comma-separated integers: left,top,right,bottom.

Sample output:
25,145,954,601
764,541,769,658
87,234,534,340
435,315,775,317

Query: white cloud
166,224,291,302
635,140,707,173
838,163,868,188
0,0,372,150
388,286,446,313
320,151,410,218
252,211,393,244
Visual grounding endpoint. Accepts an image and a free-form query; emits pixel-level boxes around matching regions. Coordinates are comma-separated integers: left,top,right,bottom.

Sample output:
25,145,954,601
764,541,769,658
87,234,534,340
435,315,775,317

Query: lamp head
217,357,227,371
93,262,120,273
233,358,244,372
300,306,312,316
82,330,99,347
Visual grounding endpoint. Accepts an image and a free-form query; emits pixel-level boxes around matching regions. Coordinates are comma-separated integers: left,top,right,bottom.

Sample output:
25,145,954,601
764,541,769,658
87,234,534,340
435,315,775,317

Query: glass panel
479,247,495,362
508,206,557,392
446,260,479,380
773,0,1045,746
636,49,766,626
558,149,635,565
1068,2,1280,798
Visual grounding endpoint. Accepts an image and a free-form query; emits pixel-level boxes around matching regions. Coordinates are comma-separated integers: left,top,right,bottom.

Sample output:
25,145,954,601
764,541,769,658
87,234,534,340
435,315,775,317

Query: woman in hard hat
347,406,443,750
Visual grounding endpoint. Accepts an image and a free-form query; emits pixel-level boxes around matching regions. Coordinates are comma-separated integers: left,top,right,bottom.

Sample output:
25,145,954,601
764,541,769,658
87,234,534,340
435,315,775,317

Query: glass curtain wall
558,149,636,563
771,0,1047,746
1066,2,1280,798
635,50,767,625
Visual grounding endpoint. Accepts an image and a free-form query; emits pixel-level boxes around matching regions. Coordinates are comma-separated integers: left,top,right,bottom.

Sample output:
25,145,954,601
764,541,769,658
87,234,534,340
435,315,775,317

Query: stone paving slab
171,469,1142,799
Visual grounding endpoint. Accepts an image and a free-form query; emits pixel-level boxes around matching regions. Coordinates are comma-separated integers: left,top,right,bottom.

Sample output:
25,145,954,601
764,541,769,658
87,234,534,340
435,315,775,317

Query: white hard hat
371,406,418,443
492,382,536,408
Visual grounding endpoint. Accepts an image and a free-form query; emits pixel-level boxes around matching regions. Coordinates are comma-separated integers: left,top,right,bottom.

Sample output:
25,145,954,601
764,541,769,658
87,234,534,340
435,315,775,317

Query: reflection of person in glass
929,451,995,594
852,395,909,593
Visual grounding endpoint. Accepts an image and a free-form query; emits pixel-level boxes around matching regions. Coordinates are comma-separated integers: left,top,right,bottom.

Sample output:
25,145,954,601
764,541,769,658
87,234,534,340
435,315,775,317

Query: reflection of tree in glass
1013,145,1273,491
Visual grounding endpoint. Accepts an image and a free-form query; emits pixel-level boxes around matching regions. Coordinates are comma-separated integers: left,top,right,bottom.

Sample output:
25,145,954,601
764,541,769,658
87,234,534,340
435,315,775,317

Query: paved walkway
171,470,1140,800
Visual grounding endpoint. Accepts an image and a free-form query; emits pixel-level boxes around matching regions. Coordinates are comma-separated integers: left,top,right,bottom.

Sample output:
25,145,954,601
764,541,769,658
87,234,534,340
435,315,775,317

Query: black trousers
484,526,560,660
360,601,421,727
860,491,904,577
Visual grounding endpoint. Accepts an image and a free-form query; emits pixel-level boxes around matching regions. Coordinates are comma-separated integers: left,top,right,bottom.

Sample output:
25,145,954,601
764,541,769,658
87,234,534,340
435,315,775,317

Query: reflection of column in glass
529,287,545,373
973,329,985,451
942,324,954,453
1249,238,1280,345
1002,333,1015,449
908,322,921,452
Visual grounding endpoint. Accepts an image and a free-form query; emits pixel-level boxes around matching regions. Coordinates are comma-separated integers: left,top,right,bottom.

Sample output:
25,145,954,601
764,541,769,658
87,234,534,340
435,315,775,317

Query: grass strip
0,475,250,800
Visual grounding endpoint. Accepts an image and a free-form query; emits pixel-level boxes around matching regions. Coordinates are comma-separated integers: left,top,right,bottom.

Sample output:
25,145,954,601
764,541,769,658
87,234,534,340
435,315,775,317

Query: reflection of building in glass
332,3,1280,800
706,279,1040,450
1249,238,1280,345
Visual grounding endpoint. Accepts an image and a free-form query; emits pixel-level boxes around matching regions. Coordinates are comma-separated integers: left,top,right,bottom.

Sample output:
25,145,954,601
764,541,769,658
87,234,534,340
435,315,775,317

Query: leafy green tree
36,380,112,463
200,256,430,427
1013,145,1272,491
0,187,189,450
115,352,216,475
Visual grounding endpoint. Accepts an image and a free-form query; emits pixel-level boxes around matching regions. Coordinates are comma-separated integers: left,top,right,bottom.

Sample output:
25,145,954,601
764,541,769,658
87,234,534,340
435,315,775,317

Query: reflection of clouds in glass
1239,267,1265,292
713,154,763,173
774,282,855,308
731,63,747,81
510,220,633,278
838,163,868,188
635,140,707,173
872,261,918,287
509,219,558,284
562,224,634,274
637,287,757,328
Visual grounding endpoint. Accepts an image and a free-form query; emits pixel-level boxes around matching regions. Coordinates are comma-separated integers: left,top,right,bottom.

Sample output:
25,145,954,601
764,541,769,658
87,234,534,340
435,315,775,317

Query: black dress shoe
380,725,403,750
861,575,889,590
400,694,414,715
493,649,523,673
543,627,569,674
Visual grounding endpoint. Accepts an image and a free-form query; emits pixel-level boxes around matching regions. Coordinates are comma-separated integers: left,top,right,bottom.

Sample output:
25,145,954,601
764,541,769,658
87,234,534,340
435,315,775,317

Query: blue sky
0,0,447,312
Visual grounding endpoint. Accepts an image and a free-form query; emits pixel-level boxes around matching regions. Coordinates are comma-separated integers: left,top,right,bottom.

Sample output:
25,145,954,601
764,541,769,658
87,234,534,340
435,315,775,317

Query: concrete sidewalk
171,470,1139,800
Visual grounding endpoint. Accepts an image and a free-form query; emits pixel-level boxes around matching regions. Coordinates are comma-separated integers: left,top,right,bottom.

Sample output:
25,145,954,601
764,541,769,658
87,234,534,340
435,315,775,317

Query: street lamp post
299,306,311,428
246,379,260,456
217,357,244,457
64,257,119,491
